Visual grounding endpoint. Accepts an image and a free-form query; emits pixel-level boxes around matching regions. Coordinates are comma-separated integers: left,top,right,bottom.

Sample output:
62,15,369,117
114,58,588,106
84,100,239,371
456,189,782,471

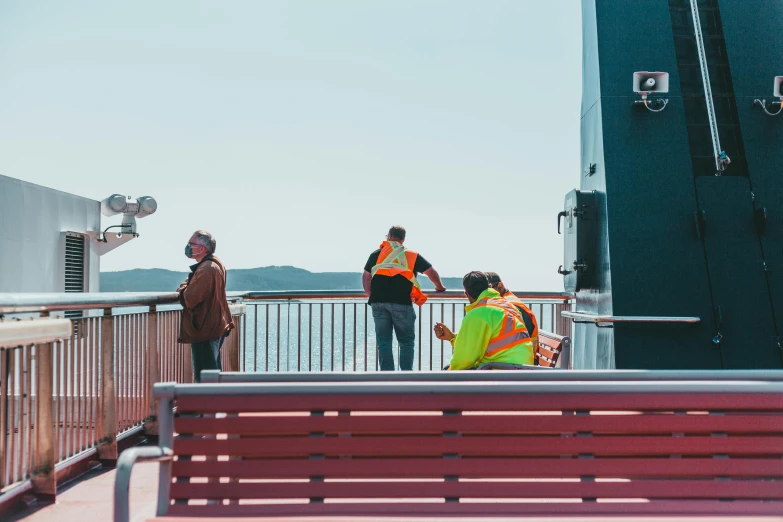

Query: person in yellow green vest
434,271,535,370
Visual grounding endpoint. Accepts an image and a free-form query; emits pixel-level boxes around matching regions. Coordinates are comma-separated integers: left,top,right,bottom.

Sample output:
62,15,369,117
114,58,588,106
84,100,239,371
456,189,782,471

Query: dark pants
191,336,225,383
371,302,416,371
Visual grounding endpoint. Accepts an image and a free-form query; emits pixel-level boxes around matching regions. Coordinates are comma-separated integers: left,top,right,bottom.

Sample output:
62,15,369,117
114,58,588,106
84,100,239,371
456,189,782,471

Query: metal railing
239,291,574,372
0,289,569,504
0,295,246,503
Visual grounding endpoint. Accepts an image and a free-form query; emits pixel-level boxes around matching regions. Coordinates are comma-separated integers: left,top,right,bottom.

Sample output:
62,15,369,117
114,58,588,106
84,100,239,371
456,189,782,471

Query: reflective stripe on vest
503,292,539,340
473,297,531,357
370,241,427,306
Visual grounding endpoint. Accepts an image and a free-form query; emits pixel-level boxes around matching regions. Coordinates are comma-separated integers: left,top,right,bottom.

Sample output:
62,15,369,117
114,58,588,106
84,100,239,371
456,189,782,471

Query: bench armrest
114,446,173,522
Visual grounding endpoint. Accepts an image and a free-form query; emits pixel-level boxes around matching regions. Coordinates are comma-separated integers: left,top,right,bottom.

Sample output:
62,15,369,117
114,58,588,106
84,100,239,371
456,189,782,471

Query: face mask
185,244,193,258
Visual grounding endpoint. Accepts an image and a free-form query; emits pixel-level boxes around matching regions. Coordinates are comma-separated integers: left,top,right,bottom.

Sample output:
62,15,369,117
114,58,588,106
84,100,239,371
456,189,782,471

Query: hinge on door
694,210,707,240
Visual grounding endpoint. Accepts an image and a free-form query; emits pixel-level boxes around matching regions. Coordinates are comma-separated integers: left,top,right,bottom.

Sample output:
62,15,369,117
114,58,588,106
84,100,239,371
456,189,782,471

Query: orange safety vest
502,291,539,343
473,297,531,357
370,241,428,306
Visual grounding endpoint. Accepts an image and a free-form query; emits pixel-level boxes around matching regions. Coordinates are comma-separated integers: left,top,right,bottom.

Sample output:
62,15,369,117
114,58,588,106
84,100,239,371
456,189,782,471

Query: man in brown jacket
177,230,234,382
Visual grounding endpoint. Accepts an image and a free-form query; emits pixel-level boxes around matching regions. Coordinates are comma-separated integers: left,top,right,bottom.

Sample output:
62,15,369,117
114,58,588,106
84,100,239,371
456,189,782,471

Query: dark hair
462,271,489,301
388,225,406,241
485,272,502,285
193,230,217,254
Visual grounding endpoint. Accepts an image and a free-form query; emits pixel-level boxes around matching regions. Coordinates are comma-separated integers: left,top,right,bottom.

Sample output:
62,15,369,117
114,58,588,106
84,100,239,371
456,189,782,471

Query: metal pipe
0,290,573,314
162,379,783,397
562,311,701,324
0,319,72,348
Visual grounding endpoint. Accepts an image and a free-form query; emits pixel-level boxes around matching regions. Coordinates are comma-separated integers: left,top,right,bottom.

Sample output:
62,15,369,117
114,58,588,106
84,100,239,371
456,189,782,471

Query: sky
0,0,582,291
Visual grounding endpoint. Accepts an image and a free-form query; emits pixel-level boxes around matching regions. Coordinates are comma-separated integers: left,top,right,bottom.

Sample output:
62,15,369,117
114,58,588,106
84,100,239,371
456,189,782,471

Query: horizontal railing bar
241,290,574,301
0,290,573,313
0,319,72,348
0,292,246,313
0,479,33,505
201,369,783,383
562,311,700,324
156,380,783,398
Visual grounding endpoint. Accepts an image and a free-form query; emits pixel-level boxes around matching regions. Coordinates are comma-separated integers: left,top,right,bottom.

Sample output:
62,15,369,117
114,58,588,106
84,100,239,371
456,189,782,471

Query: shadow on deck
7,462,158,522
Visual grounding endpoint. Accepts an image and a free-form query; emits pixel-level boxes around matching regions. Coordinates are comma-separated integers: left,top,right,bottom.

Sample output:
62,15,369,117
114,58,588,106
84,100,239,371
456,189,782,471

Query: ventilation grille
65,234,86,293
64,233,86,328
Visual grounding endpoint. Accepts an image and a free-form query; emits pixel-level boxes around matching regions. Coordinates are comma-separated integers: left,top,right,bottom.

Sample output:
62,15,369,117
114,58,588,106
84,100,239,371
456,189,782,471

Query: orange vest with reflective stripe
502,291,539,343
370,241,428,306
473,297,531,357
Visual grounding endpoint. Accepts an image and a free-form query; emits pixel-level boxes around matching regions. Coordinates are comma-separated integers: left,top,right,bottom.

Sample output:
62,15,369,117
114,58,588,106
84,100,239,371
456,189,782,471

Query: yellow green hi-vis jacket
448,288,535,370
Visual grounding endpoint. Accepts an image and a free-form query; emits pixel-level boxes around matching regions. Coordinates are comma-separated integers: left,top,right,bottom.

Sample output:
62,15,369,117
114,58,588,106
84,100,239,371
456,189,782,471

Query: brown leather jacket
177,255,234,344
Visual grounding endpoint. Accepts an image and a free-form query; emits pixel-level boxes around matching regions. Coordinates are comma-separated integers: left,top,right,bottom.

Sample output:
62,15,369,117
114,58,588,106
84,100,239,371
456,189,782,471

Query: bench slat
171,456,783,479
174,412,783,435
175,392,783,413
167,480,783,503
537,345,560,360
169,479,783,500
173,434,783,457
159,500,783,518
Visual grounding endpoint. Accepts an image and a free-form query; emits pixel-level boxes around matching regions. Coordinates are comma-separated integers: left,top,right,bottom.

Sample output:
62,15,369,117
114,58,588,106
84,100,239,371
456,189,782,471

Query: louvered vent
65,233,86,292
64,233,86,329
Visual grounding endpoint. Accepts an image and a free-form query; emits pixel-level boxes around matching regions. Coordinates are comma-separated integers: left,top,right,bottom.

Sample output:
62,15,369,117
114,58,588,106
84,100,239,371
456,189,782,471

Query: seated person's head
462,271,489,303
485,272,507,295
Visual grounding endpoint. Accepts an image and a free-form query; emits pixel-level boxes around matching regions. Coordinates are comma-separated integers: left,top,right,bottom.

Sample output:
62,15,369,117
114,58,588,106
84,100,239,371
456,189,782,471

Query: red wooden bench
477,329,569,369
536,329,569,367
115,378,783,521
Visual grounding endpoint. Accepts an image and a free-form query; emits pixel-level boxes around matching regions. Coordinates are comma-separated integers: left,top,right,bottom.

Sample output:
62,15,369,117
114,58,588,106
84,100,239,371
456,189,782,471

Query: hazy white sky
0,0,581,290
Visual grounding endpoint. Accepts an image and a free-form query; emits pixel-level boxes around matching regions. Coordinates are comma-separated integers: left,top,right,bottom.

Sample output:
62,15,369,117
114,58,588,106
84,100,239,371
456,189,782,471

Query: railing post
231,315,241,372
31,339,56,499
144,305,159,436
98,307,117,464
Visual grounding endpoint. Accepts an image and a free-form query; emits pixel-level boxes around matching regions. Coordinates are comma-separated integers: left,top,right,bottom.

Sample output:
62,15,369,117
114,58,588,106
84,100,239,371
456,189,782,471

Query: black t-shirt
364,249,432,305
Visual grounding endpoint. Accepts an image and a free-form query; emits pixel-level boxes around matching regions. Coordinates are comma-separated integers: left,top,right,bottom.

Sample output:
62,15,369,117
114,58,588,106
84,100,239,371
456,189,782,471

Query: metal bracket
584,163,597,177
753,98,783,116
572,261,589,272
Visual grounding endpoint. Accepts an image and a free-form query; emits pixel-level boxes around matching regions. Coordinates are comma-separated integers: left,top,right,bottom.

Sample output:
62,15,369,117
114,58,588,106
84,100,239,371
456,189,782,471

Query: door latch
557,211,567,234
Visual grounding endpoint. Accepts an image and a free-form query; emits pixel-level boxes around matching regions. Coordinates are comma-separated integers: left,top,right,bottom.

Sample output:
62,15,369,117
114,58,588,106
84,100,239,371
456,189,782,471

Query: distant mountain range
100,266,463,292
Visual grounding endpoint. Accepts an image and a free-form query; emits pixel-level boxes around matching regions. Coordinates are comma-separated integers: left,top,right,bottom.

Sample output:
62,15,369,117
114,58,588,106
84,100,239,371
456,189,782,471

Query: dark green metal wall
575,0,783,369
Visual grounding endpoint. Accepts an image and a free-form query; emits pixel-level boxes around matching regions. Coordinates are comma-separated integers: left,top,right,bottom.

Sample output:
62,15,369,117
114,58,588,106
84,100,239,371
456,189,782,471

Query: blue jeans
191,336,225,383
371,303,416,371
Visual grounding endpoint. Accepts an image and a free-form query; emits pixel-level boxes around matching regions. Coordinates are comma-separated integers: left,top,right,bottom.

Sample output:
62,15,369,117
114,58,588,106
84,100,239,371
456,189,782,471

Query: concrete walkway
8,461,159,522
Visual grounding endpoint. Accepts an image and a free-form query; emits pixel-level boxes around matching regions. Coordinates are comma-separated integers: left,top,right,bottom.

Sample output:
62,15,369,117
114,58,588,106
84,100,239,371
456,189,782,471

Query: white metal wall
0,175,101,292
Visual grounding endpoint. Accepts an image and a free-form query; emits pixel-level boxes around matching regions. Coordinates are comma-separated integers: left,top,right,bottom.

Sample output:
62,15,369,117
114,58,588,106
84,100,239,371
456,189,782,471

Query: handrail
0,290,574,313
241,290,574,301
562,311,700,325
0,318,72,347
0,292,248,313
242,290,574,300
201,368,783,384
154,380,783,398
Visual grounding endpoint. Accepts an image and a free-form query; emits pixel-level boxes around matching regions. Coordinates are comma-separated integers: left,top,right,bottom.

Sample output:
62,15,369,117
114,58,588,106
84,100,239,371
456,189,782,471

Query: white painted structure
0,175,102,292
